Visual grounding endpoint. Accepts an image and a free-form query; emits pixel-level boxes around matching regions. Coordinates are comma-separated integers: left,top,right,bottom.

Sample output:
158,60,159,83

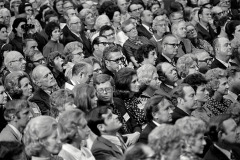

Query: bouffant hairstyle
45,21,60,39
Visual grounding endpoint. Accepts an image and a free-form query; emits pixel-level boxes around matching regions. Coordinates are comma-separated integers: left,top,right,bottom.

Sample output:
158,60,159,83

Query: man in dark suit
137,10,153,39
62,16,92,57
156,34,179,65
156,62,179,95
211,37,233,69
172,20,195,58
29,65,59,115
204,114,240,160
171,83,197,123
196,7,217,44
139,96,173,144
0,100,32,142
88,106,126,160
94,74,141,145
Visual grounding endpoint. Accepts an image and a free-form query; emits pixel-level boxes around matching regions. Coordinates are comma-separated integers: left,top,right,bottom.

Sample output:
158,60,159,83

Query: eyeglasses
126,27,136,33
72,51,85,57
198,57,213,64
25,9,33,12
131,6,143,12
10,57,26,63
103,32,114,37
165,43,180,48
107,57,125,64
33,58,45,64
187,28,195,34
71,21,81,25
99,42,111,46
97,87,113,94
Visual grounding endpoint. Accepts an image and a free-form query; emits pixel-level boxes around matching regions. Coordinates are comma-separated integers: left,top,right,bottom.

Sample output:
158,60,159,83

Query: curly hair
176,54,198,78
58,109,85,143
175,116,207,142
23,116,58,157
105,5,121,21
183,73,207,92
135,44,156,64
45,21,60,39
79,8,94,23
137,64,157,86
4,71,30,99
148,124,181,158
205,68,227,96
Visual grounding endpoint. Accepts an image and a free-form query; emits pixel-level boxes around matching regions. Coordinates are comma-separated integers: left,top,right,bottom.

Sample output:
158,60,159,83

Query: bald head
4,51,26,72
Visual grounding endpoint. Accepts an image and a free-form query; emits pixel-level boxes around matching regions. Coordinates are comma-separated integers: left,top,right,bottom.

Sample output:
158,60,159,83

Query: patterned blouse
124,96,147,126
181,151,203,160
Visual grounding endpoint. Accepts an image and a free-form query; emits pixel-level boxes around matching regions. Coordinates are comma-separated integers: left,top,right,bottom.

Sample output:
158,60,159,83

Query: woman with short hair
23,116,63,160
58,109,95,160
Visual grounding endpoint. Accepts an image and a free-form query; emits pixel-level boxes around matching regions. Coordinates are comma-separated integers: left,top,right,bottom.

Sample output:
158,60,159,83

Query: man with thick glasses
94,74,141,146
195,49,213,74
157,34,179,66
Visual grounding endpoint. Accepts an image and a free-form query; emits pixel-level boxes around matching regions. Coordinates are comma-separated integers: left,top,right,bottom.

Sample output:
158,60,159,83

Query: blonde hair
137,64,157,86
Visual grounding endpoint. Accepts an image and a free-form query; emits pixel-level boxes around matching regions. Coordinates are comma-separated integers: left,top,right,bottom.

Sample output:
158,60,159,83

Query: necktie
180,41,186,54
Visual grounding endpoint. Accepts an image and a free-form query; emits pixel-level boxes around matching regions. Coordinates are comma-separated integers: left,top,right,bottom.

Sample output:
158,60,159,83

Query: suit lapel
210,145,231,160
7,125,21,142
196,23,210,37
98,136,123,155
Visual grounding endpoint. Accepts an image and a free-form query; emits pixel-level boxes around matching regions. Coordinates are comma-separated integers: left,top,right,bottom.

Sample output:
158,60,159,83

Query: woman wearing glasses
186,23,214,56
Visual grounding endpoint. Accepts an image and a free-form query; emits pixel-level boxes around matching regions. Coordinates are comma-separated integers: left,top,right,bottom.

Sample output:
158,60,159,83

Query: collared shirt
152,120,161,126
8,124,22,142
142,24,153,34
216,58,230,68
165,84,174,89
214,144,231,160
101,135,125,154
61,143,95,160
162,53,172,63
228,90,238,100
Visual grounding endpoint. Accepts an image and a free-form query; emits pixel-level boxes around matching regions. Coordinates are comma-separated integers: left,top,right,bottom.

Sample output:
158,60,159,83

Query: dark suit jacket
137,24,152,39
29,88,50,115
204,144,240,160
171,107,189,124
138,121,156,144
91,136,123,160
156,53,178,66
0,125,20,142
160,83,173,94
153,87,171,99
195,23,217,44
62,25,92,57
211,59,227,69
176,38,195,58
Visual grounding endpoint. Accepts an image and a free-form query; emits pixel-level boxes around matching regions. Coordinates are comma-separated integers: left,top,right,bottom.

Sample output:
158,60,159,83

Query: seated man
171,83,197,123
94,74,141,145
0,100,32,142
88,106,126,160
30,65,59,115
139,95,173,144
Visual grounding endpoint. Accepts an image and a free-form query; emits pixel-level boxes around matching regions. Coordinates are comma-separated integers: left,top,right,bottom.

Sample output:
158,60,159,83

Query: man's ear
97,124,105,132
159,75,166,82
218,130,223,140
177,97,183,105
152,112,158,120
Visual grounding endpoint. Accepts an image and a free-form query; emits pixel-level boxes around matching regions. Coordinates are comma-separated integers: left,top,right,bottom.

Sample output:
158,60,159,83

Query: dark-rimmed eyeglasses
33,58,45,64
198,57,213,64
131,6,143,12
99,42,112,46
97,87,113,94
107,57,125,64
165,43,180,48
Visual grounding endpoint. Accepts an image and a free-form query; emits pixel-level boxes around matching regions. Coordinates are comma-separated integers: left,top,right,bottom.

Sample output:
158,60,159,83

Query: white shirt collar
142,23,153,34
214,144,231,159
228,90,238,100
8,124,22,141
62,144,95,160
216,58,230,68
152,120,161,126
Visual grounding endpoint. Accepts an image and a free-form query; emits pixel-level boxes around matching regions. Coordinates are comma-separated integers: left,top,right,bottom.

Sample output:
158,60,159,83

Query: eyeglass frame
97,87,113,94
165,43,180,48
107,57,125,64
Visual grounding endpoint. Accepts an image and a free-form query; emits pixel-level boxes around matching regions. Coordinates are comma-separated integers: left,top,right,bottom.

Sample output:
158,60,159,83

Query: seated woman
23,116,63,160
63,41,85,64
4,71,41,116
43,21,64,58
135,44,157,66
201,68,232,121
58,109,95,160
72,84,98,113
114,67,146,127
175,116,207,160
176,54,199,79
137,64,161,101
148,124,182,160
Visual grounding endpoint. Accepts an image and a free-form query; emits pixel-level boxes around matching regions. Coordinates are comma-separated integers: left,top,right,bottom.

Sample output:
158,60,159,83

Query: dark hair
225,20,240,40
170,83,191,106
0,23,7,31
128,0,145,12
98,1,115,15
92,35,107,48
72,62,89,76
72,83,96,113
93,73,115,88
146,0,161,12
135,44,156,64
105,5,121,21
115,67,137,91
36,4,50,22
0,141,26,160
45,11,58,22
99,25,114,36
12,18,27,34
169,1,184,13
53,0,63,15
183,73,207,91
198,6,209,20
45,21,60,38
18,2,32,14
87,106,109,136
145,96,167,122
208,114,232,142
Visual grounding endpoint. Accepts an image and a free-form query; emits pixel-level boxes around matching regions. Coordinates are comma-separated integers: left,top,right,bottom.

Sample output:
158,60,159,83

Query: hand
123,132,140,146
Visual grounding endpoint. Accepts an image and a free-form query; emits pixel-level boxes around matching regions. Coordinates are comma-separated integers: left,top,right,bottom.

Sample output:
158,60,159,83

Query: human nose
29,112,33,119
226,83,229,89
169,108,173,114
202,138,206,146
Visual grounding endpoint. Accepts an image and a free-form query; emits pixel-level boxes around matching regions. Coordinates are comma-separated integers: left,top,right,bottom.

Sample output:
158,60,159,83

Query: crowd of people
0,0,240,159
